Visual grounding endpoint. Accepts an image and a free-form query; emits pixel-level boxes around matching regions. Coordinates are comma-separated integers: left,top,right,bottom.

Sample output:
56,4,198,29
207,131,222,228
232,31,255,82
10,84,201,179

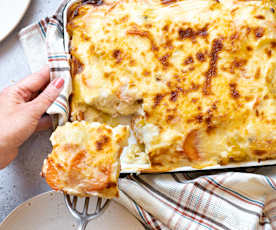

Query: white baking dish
62,0,276,173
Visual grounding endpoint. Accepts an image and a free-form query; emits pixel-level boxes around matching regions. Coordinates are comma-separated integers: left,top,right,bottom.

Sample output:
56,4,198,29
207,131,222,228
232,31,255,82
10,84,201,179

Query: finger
29,91,40,101
15,66,50,95
35,115,53,132
30,78,64,118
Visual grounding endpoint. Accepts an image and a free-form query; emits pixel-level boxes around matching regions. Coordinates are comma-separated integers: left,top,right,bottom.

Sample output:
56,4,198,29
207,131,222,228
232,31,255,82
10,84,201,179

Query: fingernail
52,78,64,89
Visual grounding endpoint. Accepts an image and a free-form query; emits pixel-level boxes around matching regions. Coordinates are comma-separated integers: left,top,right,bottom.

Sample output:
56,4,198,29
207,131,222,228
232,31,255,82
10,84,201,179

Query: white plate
0,191,144,230
0,0,31,42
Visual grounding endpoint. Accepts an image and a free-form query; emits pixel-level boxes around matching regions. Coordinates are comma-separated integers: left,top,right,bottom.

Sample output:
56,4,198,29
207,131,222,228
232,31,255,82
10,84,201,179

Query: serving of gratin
43,0,276,196
42,121,129,197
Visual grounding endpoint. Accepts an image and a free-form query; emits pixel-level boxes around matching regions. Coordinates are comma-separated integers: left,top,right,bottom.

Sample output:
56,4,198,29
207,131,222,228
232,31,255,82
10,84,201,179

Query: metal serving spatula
64,194,110,230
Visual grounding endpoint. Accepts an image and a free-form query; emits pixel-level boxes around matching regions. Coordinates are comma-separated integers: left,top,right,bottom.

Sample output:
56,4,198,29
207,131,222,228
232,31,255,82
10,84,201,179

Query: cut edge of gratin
42,121,129,198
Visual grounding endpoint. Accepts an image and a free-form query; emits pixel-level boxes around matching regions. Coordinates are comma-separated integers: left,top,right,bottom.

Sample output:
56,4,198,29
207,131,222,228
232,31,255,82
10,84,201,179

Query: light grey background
1,0,276,224
0,0,62,222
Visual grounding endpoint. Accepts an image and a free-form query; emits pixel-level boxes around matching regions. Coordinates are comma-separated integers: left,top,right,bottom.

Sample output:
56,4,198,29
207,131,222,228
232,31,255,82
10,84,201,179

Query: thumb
30,78,64,118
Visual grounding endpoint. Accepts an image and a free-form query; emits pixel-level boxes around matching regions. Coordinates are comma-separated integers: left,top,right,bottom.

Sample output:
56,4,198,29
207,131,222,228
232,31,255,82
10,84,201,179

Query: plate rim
0,0,31,42
0,191,55,228
0,190,143,229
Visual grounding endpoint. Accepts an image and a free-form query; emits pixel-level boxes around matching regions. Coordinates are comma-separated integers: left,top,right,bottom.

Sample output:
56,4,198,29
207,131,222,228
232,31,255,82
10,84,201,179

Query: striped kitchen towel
18,1,276,229
19,0,71,126
117,171,276,230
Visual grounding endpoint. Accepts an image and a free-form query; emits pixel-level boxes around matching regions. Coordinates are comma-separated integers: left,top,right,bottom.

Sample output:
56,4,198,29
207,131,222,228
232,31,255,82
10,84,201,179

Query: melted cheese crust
68,0,276,171
42,121,129,197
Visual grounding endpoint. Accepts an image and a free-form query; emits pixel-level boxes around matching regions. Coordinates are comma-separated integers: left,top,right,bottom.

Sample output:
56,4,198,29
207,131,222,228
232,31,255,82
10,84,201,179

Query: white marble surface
0,0,62,222
1,0,276,224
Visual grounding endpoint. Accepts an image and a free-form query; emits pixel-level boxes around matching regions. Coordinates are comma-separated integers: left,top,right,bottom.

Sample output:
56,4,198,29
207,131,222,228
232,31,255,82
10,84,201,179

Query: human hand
0,67,64,169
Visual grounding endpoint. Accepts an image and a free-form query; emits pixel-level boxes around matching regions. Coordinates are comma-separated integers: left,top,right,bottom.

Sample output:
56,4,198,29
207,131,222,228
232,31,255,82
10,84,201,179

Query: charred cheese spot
161,0,178,4
167,114,175,122
255,15,265,20
178,25,208,41
170,91,178,102
253,150,267,156
184,56,194,65
253,98,261,110
113,49,122,63
205,109,216,133
95,135,111,151
203,39,223,95
254,27,265,38
159,54,170,67
266,49,272,58
136,98,143,104
212,103,217,110
153,94,165,107
195,114,203,123
162,24,169,31
196,52,206,62
197,26,209,37
164,39,173,50
246,46,253,51
230,59,247,73
178,28,193,40
229,83,240,99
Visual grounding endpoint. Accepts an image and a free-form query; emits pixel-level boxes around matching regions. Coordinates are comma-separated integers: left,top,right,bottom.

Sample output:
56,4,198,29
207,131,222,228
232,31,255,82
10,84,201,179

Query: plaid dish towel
18,1,276,229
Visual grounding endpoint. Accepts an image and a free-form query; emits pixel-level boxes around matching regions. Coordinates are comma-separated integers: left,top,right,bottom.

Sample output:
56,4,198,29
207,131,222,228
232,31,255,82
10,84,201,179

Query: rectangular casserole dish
62,0,276,173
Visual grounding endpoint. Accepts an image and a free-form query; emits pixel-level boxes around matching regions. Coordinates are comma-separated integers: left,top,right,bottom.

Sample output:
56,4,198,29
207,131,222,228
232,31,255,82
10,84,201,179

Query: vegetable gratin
43,0,276,196
42,122,129,197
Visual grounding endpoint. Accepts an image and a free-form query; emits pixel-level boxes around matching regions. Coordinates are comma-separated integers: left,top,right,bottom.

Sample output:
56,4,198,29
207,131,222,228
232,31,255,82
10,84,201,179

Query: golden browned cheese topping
42,121,129,197
68,0,276,171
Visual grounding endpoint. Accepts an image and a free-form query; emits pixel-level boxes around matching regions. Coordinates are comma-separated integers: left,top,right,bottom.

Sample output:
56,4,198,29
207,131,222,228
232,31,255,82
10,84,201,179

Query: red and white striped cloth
18,1,276,229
